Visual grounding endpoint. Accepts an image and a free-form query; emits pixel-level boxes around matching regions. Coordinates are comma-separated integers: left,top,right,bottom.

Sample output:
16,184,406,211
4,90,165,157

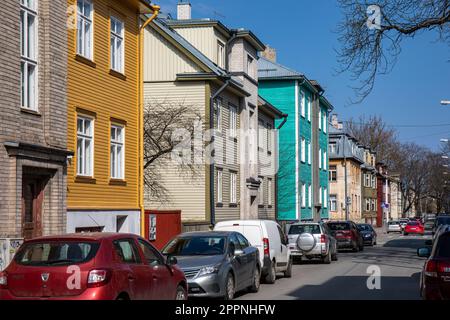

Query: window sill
20,108,41,116
267,151,272,156
229,203,238,208
75,54,96,68
258,204,265,208
109,69,127,81
75,176,96,184
109,179,127,186
268,205,273,209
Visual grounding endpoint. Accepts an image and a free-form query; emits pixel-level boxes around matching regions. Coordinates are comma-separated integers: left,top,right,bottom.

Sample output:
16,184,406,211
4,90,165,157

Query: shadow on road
286,272,422,300
383,238,428,249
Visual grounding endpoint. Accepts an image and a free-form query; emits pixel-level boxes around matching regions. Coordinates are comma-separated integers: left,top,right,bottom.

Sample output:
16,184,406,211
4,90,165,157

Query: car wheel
224,273,235,300
352,241,359,252
332,245,338,261
323,248,331,264
175,285,187,300
403,232,408,236
284,258,293,278
248,267,261,293
264,260,276,284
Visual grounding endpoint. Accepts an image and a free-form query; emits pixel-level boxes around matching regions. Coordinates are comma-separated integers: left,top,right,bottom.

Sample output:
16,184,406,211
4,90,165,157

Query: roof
231,29,266,51
258,57,304,80
164,18,231,38
258,95,286,119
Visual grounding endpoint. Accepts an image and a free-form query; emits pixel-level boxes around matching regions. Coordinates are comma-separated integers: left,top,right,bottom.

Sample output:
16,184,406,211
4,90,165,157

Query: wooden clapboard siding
67,0,141,210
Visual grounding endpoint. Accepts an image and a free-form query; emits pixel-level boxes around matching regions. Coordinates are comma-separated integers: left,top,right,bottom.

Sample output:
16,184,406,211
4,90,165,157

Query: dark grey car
162,231,260,300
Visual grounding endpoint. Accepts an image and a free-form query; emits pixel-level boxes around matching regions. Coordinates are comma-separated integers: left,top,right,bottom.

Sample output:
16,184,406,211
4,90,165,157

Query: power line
340,120,450,128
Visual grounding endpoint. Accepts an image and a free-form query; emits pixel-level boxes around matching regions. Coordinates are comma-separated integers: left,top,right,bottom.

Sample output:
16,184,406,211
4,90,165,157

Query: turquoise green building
258,57,333,222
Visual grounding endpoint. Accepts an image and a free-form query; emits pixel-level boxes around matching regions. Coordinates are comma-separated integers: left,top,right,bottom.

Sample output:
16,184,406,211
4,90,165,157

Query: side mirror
417,247,431,258
234,249,244,257
425,240,433,246
167,256,178,266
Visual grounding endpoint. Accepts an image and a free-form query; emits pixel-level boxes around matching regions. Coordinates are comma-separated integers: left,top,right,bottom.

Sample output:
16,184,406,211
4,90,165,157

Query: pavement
236,230,427,300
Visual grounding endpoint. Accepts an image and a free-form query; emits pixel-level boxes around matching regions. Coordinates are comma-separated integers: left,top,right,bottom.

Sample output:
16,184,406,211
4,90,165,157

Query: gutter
139,4,160,237
209,78,231,227
277,113,289,130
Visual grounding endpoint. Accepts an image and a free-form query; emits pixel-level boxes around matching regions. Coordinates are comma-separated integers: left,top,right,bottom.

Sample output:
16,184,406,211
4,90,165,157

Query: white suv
214,220,292,284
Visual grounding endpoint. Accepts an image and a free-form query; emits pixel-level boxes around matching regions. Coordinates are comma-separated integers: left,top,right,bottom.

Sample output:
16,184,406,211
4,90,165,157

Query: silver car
387,220,402,233
162,231,260,300
287,223,338,264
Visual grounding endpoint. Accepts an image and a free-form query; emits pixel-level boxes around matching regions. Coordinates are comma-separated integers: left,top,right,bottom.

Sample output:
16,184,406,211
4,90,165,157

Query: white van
214,220,292,283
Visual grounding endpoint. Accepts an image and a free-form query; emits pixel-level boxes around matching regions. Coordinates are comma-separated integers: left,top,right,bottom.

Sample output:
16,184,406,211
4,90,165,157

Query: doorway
21,173,47,239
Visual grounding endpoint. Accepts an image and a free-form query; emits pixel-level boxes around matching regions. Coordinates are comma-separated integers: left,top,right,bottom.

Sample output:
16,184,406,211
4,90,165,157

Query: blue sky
161,0,450,150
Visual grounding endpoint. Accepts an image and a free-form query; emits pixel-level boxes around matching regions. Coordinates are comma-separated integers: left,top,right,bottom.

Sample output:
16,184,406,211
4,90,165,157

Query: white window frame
319,187,323,204
217,169,223,204
77,115,94,177
301,183,306,208
329,142,336,154
307,96,311,122
77,0,94,60
323,112,327,133
229,104,237,138
300,90,305,118
268,179,273,206
308,141,311,165
267,123,273,153
110,16,124,73
329,165,337,182
324,188,328,208
110,124,125,179
319,148,322,169
330,195,337,212
323,151,327,170
319,108,322,130
230,171,237,204
301,138,306,163
308,184,312,208
20,0,38,111
259,177,264,206
217,40,225,68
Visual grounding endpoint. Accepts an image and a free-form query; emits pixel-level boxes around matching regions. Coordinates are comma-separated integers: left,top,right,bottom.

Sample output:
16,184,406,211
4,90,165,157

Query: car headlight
198,265,220,277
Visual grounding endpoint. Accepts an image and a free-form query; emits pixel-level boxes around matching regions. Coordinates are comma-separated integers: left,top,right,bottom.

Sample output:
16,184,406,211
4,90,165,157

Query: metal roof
258,57,304,80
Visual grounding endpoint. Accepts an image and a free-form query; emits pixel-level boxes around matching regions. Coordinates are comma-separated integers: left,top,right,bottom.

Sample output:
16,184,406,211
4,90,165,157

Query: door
22,176,44,240
276,225,289,269
236,233,256,283
137,238,174,300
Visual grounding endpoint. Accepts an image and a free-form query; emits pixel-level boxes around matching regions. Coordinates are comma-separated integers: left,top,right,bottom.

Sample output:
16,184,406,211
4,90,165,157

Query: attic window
217,41,225,68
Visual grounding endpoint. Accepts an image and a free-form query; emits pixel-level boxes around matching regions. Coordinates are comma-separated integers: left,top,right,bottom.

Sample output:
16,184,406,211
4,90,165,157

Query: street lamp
442,100,450,105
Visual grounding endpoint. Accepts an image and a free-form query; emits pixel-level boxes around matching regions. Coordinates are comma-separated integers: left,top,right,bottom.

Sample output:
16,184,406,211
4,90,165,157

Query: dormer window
217,41,225,68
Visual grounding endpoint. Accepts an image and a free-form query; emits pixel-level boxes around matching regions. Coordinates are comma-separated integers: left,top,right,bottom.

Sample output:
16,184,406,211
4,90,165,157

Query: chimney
331,114,339,129
262,45,277,62
177,1,191,20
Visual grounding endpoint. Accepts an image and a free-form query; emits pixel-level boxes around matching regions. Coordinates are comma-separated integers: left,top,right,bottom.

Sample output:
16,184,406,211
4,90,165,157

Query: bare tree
337,0,450,102
144,100,202,203
425,152,448,213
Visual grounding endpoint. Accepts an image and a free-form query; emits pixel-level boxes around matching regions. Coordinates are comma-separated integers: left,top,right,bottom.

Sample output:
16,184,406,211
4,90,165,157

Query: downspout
139,5,160,237
209,78,231,227
276,113,288,130
225,33,238,71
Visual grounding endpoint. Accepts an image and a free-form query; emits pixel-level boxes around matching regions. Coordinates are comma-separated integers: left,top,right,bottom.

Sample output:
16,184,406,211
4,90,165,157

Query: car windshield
327,223,350,231
162,236,226,256
437,234,450,258
436,217,450,226
357,224,372,231
14,241,99,266
289,224,321,235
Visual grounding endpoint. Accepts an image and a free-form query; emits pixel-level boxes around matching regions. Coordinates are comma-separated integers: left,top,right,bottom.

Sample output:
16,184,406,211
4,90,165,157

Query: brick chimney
177,1,191,20
262,45,277,62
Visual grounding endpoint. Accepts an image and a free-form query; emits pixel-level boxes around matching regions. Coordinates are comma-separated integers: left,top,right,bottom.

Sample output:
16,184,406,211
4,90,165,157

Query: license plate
336,232,343,237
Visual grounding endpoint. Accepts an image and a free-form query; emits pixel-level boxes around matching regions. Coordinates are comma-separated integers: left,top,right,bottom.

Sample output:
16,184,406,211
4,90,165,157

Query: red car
0,233,187,300
404,221,424,236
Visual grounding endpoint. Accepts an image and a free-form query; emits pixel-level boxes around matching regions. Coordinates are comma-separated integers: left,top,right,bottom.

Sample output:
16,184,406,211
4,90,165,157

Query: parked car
417,225,450,300
214,220,291,284
0,233,187,300
387,221,402,233
357,224,377,246
399,219,409,230
432,215,450,236
287,222,338,264
161,231,260,300
404,221,425,236
326,221,364,252
424,221,435,235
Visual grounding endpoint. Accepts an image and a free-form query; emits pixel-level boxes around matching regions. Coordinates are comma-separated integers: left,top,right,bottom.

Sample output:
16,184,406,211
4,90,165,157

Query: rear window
437,234,450,258
436,217,450,226
357,224,372,231
327,223,350,231
408,222,419,226
389,221,399,225
15,241,99,266
288,224,321,235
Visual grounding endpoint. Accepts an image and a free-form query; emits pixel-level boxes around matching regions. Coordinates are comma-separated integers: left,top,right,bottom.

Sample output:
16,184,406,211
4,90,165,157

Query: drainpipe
209,78,231,227
225,33,238,71
138,5,160,237
276,113,288,130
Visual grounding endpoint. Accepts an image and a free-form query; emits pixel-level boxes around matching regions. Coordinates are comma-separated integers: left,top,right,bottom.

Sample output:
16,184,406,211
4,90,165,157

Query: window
371,175,377,188
329,165,337,181
236,233,250,249
229,104,237,138
319,187,323,204
330,195,337,211
230,171,237,204
324,188,328,208
214,98,222,132
110,16,124,73
323,112,327,133
77,116,94,176
308,184,312,208
364,174,370,187
77,0,93,59
258,120,265,150
319,109,322,130
301,138,306,163
300,90,305,118
319,148,322,169
307,96,311,122
20,0,38,110
217,41,225,68
268,179,273,206
371,199,377,211
323,151,327,170
110,125,124,179
267,123,273,153
217,169,223,203
308,142,311,165
329,142,336,154
301,183,306,208
365,199,370,211
113,239,141,264
259,177,264,205
247,55,255,78
138,239,162,266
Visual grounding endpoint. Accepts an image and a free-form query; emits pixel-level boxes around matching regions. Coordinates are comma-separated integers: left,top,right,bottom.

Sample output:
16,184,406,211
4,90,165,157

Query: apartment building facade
361,147,378,225
0,0,71,239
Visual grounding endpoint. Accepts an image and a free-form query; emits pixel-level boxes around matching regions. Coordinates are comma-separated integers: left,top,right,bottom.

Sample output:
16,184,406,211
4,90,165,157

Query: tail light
87,269,111,288
438,262,450,274
342,230,352,239
320,234,328,243
425,260,438,278
263,238,270,256
0,272,7,289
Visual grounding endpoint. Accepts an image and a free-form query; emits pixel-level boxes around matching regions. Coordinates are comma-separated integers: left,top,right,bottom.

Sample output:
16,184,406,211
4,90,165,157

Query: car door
276,225,289,269
228,233,246,290
137,238,174,300
236,233,256,284
113,238,150,300
322,224,336,252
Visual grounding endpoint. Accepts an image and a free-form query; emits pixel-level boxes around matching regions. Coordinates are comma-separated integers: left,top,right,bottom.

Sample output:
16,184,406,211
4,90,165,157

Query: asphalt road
236,230,428,300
